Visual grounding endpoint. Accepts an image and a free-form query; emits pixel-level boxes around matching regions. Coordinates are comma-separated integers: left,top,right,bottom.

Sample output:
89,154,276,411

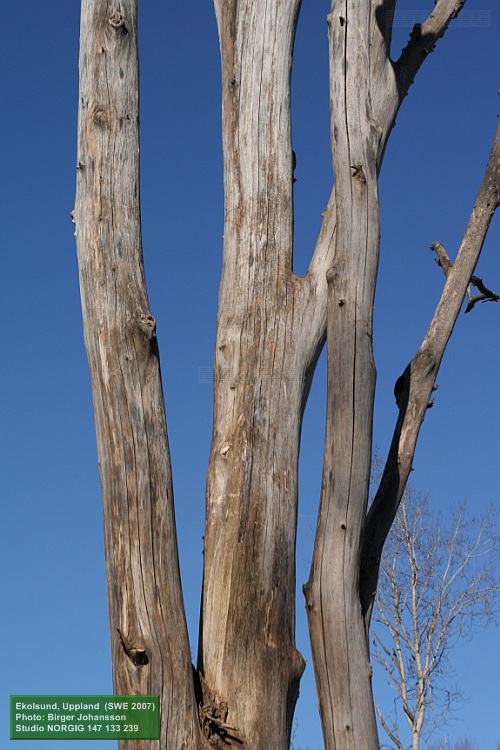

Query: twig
430,243,498,313
430,242,453,277
465,275,499,313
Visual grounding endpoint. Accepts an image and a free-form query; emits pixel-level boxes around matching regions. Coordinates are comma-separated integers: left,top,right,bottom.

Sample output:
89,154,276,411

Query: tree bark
73,1,498,750
360,116,500,627
303,2,482,749
304,4,381,747
74,2,203,748
199,3,307,748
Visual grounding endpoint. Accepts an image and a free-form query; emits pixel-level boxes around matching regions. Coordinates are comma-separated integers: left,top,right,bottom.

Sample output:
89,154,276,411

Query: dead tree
73,1,500,749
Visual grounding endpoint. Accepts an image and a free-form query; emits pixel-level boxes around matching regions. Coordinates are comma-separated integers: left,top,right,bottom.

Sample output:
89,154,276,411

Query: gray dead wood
74,2,204,748
74,1,498,749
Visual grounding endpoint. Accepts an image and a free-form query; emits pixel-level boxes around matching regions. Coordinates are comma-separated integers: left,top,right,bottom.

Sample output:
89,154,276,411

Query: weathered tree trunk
74,1,498,749
304,4,382,747
303,2,483,749
73,2,203,748
199,3,307,748
200,4,389,747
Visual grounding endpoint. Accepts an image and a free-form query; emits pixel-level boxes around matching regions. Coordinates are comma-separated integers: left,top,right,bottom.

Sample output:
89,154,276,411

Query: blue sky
0,2,498,749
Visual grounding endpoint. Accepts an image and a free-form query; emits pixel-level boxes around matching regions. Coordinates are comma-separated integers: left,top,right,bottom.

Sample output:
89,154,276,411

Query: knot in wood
108,12,128,32
351,163,366,184
137,314,156,340
326,267,340,286
116,628,149,666
92,107,108,127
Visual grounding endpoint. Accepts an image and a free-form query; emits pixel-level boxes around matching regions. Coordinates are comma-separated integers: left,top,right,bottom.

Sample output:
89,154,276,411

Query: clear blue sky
1,2,498,749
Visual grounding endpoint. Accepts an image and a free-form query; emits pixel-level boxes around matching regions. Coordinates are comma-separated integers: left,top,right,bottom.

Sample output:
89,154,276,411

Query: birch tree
372,489,500,750
73,1,500,749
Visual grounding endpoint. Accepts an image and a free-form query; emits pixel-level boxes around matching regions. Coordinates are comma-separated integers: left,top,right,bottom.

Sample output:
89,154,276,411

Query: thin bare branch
465,275,500,312
431,243,499,312
430,242,453,277
376,704,405,750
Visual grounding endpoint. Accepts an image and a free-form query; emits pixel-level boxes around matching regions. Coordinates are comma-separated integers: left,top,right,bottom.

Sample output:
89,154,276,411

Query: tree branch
430,241,453,276
431,243,499,312
360,116,500,624
395,0,469,101
305,2,472,372
466,275,499,312
376,704,405,750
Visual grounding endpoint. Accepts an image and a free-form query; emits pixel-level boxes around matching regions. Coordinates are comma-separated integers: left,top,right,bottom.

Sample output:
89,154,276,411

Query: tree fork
73,0,497,749
304,2,485,745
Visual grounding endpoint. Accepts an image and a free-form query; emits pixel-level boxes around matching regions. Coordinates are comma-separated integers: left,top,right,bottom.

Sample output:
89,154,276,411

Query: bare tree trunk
74,1,498,749
303,3,487,749
201,4,388,747
199,3,307,748
304,4,381,747
73,2,203,748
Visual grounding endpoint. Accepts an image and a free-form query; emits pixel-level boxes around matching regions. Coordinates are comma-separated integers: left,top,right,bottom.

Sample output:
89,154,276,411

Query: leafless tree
73,1,500,748
372,488,500,750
